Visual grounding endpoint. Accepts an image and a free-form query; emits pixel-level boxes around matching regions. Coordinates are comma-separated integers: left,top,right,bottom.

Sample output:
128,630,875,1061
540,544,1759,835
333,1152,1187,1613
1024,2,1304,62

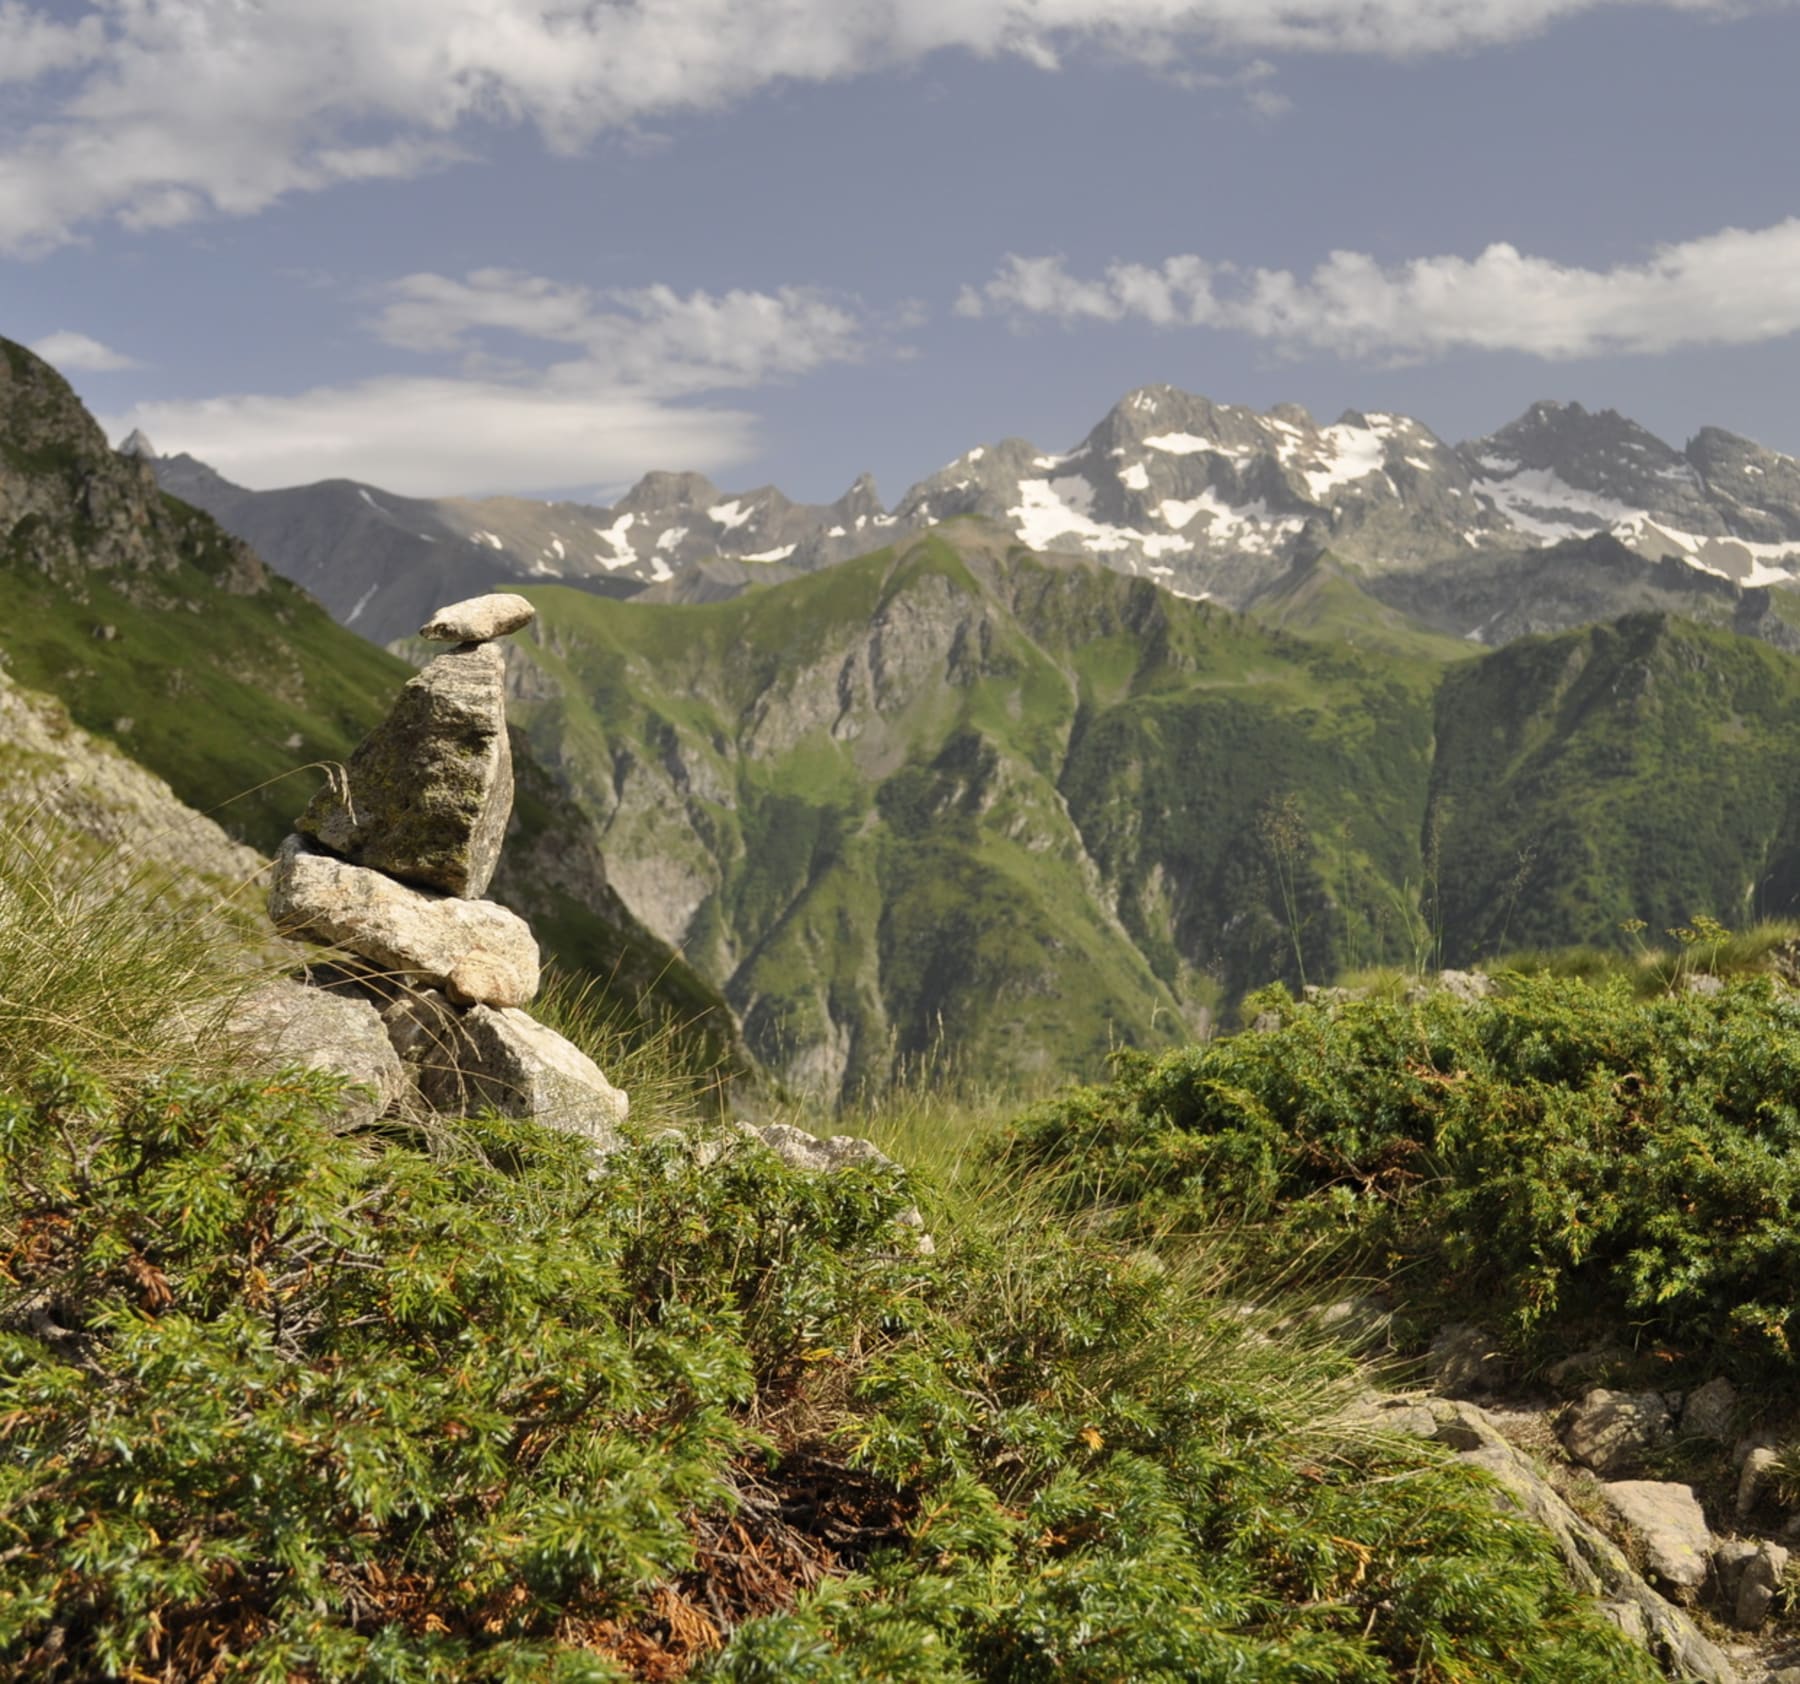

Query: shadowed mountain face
0,336,741,1069
149,386,1800,648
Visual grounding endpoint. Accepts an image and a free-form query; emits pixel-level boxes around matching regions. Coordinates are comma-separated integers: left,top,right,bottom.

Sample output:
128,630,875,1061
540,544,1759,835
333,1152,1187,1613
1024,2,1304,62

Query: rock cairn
256,592,628,1146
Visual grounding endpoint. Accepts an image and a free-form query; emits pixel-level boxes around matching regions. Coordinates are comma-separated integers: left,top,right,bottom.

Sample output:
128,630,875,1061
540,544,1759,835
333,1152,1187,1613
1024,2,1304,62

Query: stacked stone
255,592,628,1146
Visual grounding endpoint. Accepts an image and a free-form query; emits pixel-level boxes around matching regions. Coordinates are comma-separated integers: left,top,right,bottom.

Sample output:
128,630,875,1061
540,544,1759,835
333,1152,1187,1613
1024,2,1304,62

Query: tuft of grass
0,805,269,1092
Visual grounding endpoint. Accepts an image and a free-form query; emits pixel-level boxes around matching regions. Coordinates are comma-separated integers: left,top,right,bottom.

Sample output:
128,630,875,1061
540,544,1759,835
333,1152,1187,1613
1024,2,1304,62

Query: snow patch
1475,465,1642,543
1120,462,1150,491
593,513,638,569
656,526,688,551
709,499,752,531
742,544,797,563
1160,489,1306,552
357,488,382,512
345,584,378,625
1011,476,1130,553
1299,423,1388,500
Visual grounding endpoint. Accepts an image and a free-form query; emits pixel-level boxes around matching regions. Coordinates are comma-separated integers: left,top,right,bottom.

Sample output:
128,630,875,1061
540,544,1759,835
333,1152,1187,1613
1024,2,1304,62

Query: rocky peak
118,428,158,460
615,470,720,514
1,335,268,593
831,471,885,524
1471,401,1690,489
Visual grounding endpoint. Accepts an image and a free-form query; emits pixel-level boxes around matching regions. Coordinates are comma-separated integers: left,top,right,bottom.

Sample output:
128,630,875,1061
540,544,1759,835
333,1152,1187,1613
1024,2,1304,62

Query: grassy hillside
1427,612,1800,959
504,525,1452,1097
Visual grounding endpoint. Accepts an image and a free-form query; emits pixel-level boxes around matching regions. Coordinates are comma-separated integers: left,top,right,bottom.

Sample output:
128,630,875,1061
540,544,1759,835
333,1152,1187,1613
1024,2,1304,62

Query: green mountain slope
1243,549,1481,664
1427,611,1800,957
0,336,737,1064
503,522,1450,1096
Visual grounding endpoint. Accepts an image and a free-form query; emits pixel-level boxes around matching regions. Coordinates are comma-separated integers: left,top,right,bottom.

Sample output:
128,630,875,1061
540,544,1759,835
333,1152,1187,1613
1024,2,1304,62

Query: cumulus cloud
29,328,140,371
955,219,1800,360
370,269,868,392
0,1,103,84
98,271,877,495
0,0,1767,250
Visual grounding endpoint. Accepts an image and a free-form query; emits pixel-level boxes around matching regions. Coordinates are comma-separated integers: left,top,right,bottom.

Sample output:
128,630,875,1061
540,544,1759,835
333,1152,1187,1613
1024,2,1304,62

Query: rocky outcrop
2,337,267,595
1361,1394,1739,1683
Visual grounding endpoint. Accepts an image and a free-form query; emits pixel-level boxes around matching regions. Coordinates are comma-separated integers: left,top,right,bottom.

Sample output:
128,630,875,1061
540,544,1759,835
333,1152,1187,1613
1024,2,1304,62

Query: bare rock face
1597,1482,1713,1596
268,835,539,1006
1381,1398,1737,1683
419,592,536,643
402,1001,627,1146
297,643,513,898
226,977,410,1128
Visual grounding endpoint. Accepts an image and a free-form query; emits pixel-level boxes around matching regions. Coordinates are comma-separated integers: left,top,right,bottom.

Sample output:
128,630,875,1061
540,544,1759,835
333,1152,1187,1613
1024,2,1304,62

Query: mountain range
141,389,1800,650
22,337,1800,1100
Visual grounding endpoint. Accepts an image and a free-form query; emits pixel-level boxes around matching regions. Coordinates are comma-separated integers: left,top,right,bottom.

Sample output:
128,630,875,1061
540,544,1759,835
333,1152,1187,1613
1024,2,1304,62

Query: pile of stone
247,592,628,1146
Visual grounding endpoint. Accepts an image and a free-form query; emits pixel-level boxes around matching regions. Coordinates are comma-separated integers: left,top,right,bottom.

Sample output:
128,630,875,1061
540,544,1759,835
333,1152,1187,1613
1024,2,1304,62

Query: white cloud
101,377,762,497
370,269,868,392
956,219,1800,360
29,329,139,371
0,0,1770,250
0,1,104,84
98,271,877,495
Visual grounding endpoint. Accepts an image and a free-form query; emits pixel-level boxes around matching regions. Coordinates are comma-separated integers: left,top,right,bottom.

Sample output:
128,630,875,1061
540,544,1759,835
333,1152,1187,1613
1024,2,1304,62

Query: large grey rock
403,1001,628,1147
1560,1388,1672,1476
1400,1399,1737,1683
1425,1323,1506,1395
1598,1481,1713,1595
1714,1536,1787,1630
227,977,409,1127
420,592,537,643
1736,1445,1780,1518
297,642,513,897
1681,1376,1738,1444
268,835,538,1006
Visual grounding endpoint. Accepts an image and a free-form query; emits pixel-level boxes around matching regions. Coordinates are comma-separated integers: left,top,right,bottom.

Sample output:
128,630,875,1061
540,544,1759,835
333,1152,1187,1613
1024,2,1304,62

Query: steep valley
497,523,1800,1099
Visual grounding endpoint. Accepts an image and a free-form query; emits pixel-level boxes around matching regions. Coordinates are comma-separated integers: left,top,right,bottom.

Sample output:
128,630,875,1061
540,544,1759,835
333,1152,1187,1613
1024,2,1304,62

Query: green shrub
0,1054,1656,1681
1007,974,1800,1377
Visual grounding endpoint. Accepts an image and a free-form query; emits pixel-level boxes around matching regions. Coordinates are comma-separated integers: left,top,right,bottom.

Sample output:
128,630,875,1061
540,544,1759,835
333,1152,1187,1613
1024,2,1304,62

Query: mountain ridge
142,383,1800,646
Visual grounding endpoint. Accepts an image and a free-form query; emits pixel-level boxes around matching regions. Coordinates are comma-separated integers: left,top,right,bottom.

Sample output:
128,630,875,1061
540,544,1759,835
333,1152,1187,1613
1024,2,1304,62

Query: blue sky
5,0,1800,502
